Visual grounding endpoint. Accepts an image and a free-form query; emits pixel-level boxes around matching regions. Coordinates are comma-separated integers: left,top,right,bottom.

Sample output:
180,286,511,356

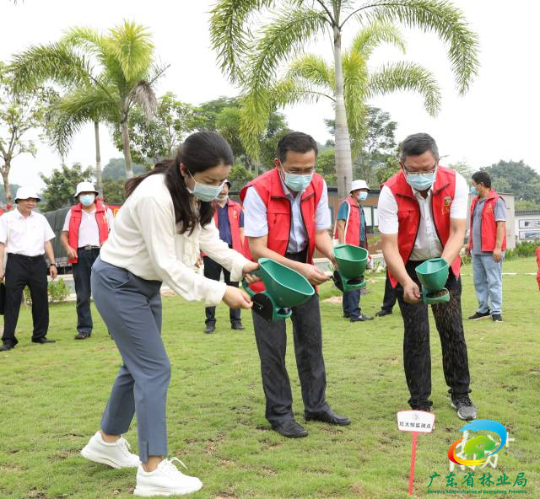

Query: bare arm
239,227,245,247
493,221,506,262
44,241,57,279
315,229,337,267
336,220,346,244
248,235,328,285
60,231,78,260
441,218,467,265
0,242,5,279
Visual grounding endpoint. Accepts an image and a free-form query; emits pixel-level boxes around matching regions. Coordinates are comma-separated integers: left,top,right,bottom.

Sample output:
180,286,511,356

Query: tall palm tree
11,21,164,178
211,0,479,199
266,22,441,160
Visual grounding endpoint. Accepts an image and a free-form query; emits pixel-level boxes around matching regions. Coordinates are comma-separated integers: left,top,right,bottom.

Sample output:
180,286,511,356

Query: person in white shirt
80,132,258,497
60,181,114,340
0,187,58,351
378,133,476,421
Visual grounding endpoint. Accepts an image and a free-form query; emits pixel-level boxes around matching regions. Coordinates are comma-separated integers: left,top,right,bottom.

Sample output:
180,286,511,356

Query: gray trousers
91,257,170,463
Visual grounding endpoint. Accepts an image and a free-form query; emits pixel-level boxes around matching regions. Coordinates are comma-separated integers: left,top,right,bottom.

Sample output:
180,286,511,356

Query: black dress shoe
305,410,351,426
204,324,216,334
350,313,373,322
74,332,90,340
32,338,56,344
231,322,245,330
272,420,308,438
375,310,392,317
0,343,15,351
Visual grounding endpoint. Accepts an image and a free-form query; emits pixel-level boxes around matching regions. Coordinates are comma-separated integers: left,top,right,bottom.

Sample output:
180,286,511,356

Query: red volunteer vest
536,247,540,290
333,197,368,250
240,167,324,293
383,166,461,288
211,198,243,252
468,190,507,252
68,200,109,264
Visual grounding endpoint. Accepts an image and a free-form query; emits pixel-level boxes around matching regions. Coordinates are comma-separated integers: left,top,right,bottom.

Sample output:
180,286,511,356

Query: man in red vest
378,133,476,420
334,179,373,322
241,132,350,438
61,182,114,340
203,180,245,334
467,171,506,322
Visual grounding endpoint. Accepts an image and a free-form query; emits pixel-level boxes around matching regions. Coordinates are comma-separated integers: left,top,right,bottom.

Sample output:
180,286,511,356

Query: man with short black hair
241,131,350,438
0,187,57,351
467,171,506,322
378,133,476,420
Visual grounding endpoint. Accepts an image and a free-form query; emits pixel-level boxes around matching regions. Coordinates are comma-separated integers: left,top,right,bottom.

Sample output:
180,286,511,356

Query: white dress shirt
100,174,250,307
243,176,331,253
62,207,115,247
0,209,55,256
378,171,468,260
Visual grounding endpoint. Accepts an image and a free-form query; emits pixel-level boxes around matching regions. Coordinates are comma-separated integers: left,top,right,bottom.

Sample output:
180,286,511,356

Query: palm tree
11,21,165,178
268,22,441,172
210,0,479,199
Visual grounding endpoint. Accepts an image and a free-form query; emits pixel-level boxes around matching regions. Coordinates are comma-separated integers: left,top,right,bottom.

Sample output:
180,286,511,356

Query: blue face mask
357,191,368,202
281,165,313,193
405,170,437,191
80,194,95,207
187,172,225,202
470,185,479,196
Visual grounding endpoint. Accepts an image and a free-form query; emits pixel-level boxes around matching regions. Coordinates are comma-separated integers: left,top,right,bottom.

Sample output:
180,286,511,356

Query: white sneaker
134,457,203,496
81,431,140,469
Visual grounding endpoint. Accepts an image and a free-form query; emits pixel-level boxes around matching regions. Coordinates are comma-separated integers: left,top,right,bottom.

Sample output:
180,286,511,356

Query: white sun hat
74,181,99,198
350,180,370,192
15,186,41,203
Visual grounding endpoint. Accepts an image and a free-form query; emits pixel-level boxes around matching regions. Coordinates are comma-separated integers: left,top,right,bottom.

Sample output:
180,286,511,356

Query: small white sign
397,410,436,433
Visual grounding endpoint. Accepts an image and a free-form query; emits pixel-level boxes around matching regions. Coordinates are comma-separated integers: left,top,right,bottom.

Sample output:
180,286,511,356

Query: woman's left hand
243,261,261,284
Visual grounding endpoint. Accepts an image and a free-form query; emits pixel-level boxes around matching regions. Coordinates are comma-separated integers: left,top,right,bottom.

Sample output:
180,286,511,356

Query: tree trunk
333,24,354,200
121,107,134,179
1,164,12,207
94,121,103,195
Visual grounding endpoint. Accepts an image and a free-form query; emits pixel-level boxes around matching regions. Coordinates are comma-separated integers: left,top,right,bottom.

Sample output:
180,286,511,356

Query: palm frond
129,80,157,120
367,61,442,116
361,0,479,94
285,54,333,91
350,21,406,58
248,7,329,94
342,50,369,140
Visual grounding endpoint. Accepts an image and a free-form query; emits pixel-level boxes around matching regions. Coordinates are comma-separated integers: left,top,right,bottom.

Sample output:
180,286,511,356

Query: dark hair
277,131,318,163
472,171,492,188
400,133,440,163
125,131,234,235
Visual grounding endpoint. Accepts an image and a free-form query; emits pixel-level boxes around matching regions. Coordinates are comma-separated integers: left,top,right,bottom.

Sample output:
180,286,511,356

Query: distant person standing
0,187,57,351
467,171,506,323
334,179,373,322
203,180,245,333
61,182,114,339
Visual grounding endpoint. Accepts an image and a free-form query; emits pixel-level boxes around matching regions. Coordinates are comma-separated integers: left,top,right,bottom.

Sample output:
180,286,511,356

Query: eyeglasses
402,163,438,176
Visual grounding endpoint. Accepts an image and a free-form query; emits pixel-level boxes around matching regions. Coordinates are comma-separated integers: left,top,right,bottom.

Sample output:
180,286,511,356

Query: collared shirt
216,202,244,245
378,171,468,260
471,195,506,255
100,174,249,307
243,177,331,253
0,208,55,256
62,207,115,247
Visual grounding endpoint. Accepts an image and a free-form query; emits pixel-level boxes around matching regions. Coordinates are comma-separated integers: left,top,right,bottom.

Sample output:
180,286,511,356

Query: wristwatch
49,263,57,268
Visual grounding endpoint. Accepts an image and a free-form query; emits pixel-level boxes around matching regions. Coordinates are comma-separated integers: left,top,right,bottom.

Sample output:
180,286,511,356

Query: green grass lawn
0,257,539,498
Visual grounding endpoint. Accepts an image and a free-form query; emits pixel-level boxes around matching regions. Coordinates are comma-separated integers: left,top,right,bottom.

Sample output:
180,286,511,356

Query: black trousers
396,261,471,408
252,251,329,426
381,270,397,313
203,255,241,325
2,254,49,346
73,247,100,334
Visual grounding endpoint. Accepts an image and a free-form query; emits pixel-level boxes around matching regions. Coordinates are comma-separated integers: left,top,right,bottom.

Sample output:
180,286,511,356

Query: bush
505,241,540,260
23,278,70,305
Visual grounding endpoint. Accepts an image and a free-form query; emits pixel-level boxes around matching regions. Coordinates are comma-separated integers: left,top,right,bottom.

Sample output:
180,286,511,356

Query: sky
1,0,540,191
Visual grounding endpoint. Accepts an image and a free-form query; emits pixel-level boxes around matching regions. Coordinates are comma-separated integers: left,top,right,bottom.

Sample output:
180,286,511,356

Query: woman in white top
81,132,257,497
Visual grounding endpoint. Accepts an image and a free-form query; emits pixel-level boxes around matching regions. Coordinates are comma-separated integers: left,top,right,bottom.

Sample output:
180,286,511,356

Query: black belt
78,245,100,251
285,248,308,263
8,253,44,262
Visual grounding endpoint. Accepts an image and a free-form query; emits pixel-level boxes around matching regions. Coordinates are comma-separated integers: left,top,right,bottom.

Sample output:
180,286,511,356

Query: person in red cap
241,131,350,438
202,180,245,333
61,181,114,340
378,133,476,420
